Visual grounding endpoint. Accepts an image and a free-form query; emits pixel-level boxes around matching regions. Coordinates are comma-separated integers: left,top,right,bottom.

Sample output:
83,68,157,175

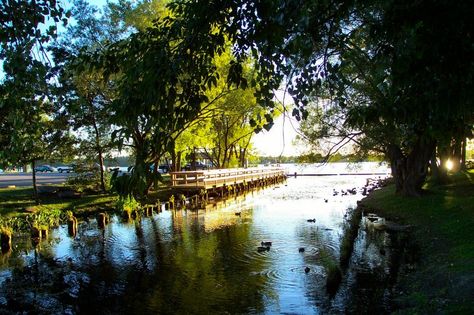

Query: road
0,172,70,188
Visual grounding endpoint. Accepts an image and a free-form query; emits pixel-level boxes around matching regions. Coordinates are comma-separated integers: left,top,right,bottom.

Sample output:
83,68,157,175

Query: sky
252,114,306,157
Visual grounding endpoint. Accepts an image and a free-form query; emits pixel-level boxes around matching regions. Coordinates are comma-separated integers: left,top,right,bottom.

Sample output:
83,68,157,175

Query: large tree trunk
31,160,39,204
402,138,436,196
387,138,435,196
431,145,449,184
171,147,182,172
387,144,405,193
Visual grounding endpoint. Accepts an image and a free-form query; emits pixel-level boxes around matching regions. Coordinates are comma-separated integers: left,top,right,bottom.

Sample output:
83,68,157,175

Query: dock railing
171,167,285,189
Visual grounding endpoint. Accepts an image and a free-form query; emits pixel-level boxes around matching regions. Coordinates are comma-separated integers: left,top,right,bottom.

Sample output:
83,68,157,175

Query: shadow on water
0,171,414,314
327,209,418,314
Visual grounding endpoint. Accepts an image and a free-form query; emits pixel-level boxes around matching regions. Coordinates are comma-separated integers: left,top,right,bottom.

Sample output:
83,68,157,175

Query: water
0,163,398,314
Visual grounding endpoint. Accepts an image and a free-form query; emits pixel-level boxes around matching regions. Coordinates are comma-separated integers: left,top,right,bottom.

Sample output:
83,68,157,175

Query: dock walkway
170,167,285,191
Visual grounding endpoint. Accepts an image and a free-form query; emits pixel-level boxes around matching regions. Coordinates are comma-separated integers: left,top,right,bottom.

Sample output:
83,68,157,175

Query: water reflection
0,174,394,314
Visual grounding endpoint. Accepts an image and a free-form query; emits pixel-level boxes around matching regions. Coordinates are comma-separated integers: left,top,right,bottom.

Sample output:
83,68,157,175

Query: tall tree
165,0,474,196
0,0,70,201
54,0,121,193
0,46,74,201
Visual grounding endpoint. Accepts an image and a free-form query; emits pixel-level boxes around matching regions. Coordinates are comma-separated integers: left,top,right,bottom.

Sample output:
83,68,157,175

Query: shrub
66,170,111,193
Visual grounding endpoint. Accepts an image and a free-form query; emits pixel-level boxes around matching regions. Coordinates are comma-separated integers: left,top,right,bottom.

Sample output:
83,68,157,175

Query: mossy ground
360,170,474,313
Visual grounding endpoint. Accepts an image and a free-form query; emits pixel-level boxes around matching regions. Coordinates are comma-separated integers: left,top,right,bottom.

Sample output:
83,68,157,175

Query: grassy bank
0,187,118,218
0,184,173,224
360,170,474,313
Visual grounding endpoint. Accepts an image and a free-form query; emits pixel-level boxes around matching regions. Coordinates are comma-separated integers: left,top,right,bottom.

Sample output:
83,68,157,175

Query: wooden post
68,216,78,236
98,213,108,228
1,231,12,253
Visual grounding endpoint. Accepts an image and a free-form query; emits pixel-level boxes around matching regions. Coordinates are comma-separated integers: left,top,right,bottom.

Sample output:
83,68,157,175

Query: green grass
0,183,175,219
0,186,118,219
360,170,474,313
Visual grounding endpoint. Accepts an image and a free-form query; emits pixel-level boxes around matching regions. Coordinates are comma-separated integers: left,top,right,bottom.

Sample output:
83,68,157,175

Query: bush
66,170,111,193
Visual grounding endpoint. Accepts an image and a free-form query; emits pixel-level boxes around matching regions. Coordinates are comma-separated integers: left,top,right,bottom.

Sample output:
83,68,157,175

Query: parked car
34,165,57,172
149,164,170,174
183,162,208,171
57,165,74,173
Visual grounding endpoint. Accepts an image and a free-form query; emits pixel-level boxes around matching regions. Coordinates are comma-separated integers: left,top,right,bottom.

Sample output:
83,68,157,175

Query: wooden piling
98,212,108,228
67,216,78,236
0,231,12,253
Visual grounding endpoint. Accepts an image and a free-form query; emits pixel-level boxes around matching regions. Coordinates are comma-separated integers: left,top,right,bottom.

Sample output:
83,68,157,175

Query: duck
307,219,316,223
304,267,310,273
261,241,272,246
299,247,305,252
235,212,241,216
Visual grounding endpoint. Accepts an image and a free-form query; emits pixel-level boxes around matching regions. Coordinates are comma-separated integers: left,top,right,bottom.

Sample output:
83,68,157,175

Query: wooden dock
170,167,286,191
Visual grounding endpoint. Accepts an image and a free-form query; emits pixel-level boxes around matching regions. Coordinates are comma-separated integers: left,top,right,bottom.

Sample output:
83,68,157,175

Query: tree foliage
164,0,473,196
0,0,70,200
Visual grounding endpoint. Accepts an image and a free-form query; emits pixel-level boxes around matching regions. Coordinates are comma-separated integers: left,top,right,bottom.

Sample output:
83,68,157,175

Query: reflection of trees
0,208,272,314
130,204,270,314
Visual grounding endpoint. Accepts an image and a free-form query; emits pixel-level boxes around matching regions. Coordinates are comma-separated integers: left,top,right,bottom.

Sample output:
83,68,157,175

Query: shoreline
356,172,474,313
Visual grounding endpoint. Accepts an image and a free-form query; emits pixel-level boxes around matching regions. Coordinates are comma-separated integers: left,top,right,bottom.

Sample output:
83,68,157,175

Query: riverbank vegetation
359,170,474,313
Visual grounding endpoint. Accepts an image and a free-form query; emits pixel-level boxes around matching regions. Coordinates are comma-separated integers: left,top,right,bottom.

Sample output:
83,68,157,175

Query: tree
54,0,121,193
0,0,70,201
0,47,73,201
171,51,274,169
165,0,473,196
81,12,224,197
201,88,271,168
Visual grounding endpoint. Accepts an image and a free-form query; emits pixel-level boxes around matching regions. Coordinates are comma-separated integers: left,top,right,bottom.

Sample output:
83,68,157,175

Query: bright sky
252,114,306,157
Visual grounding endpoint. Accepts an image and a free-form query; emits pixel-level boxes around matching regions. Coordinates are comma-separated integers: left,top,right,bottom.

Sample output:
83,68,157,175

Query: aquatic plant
116,196,140,213
26,207,62,232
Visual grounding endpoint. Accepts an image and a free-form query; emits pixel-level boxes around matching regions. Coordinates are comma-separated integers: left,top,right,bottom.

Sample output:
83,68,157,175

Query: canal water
0,163,401,314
